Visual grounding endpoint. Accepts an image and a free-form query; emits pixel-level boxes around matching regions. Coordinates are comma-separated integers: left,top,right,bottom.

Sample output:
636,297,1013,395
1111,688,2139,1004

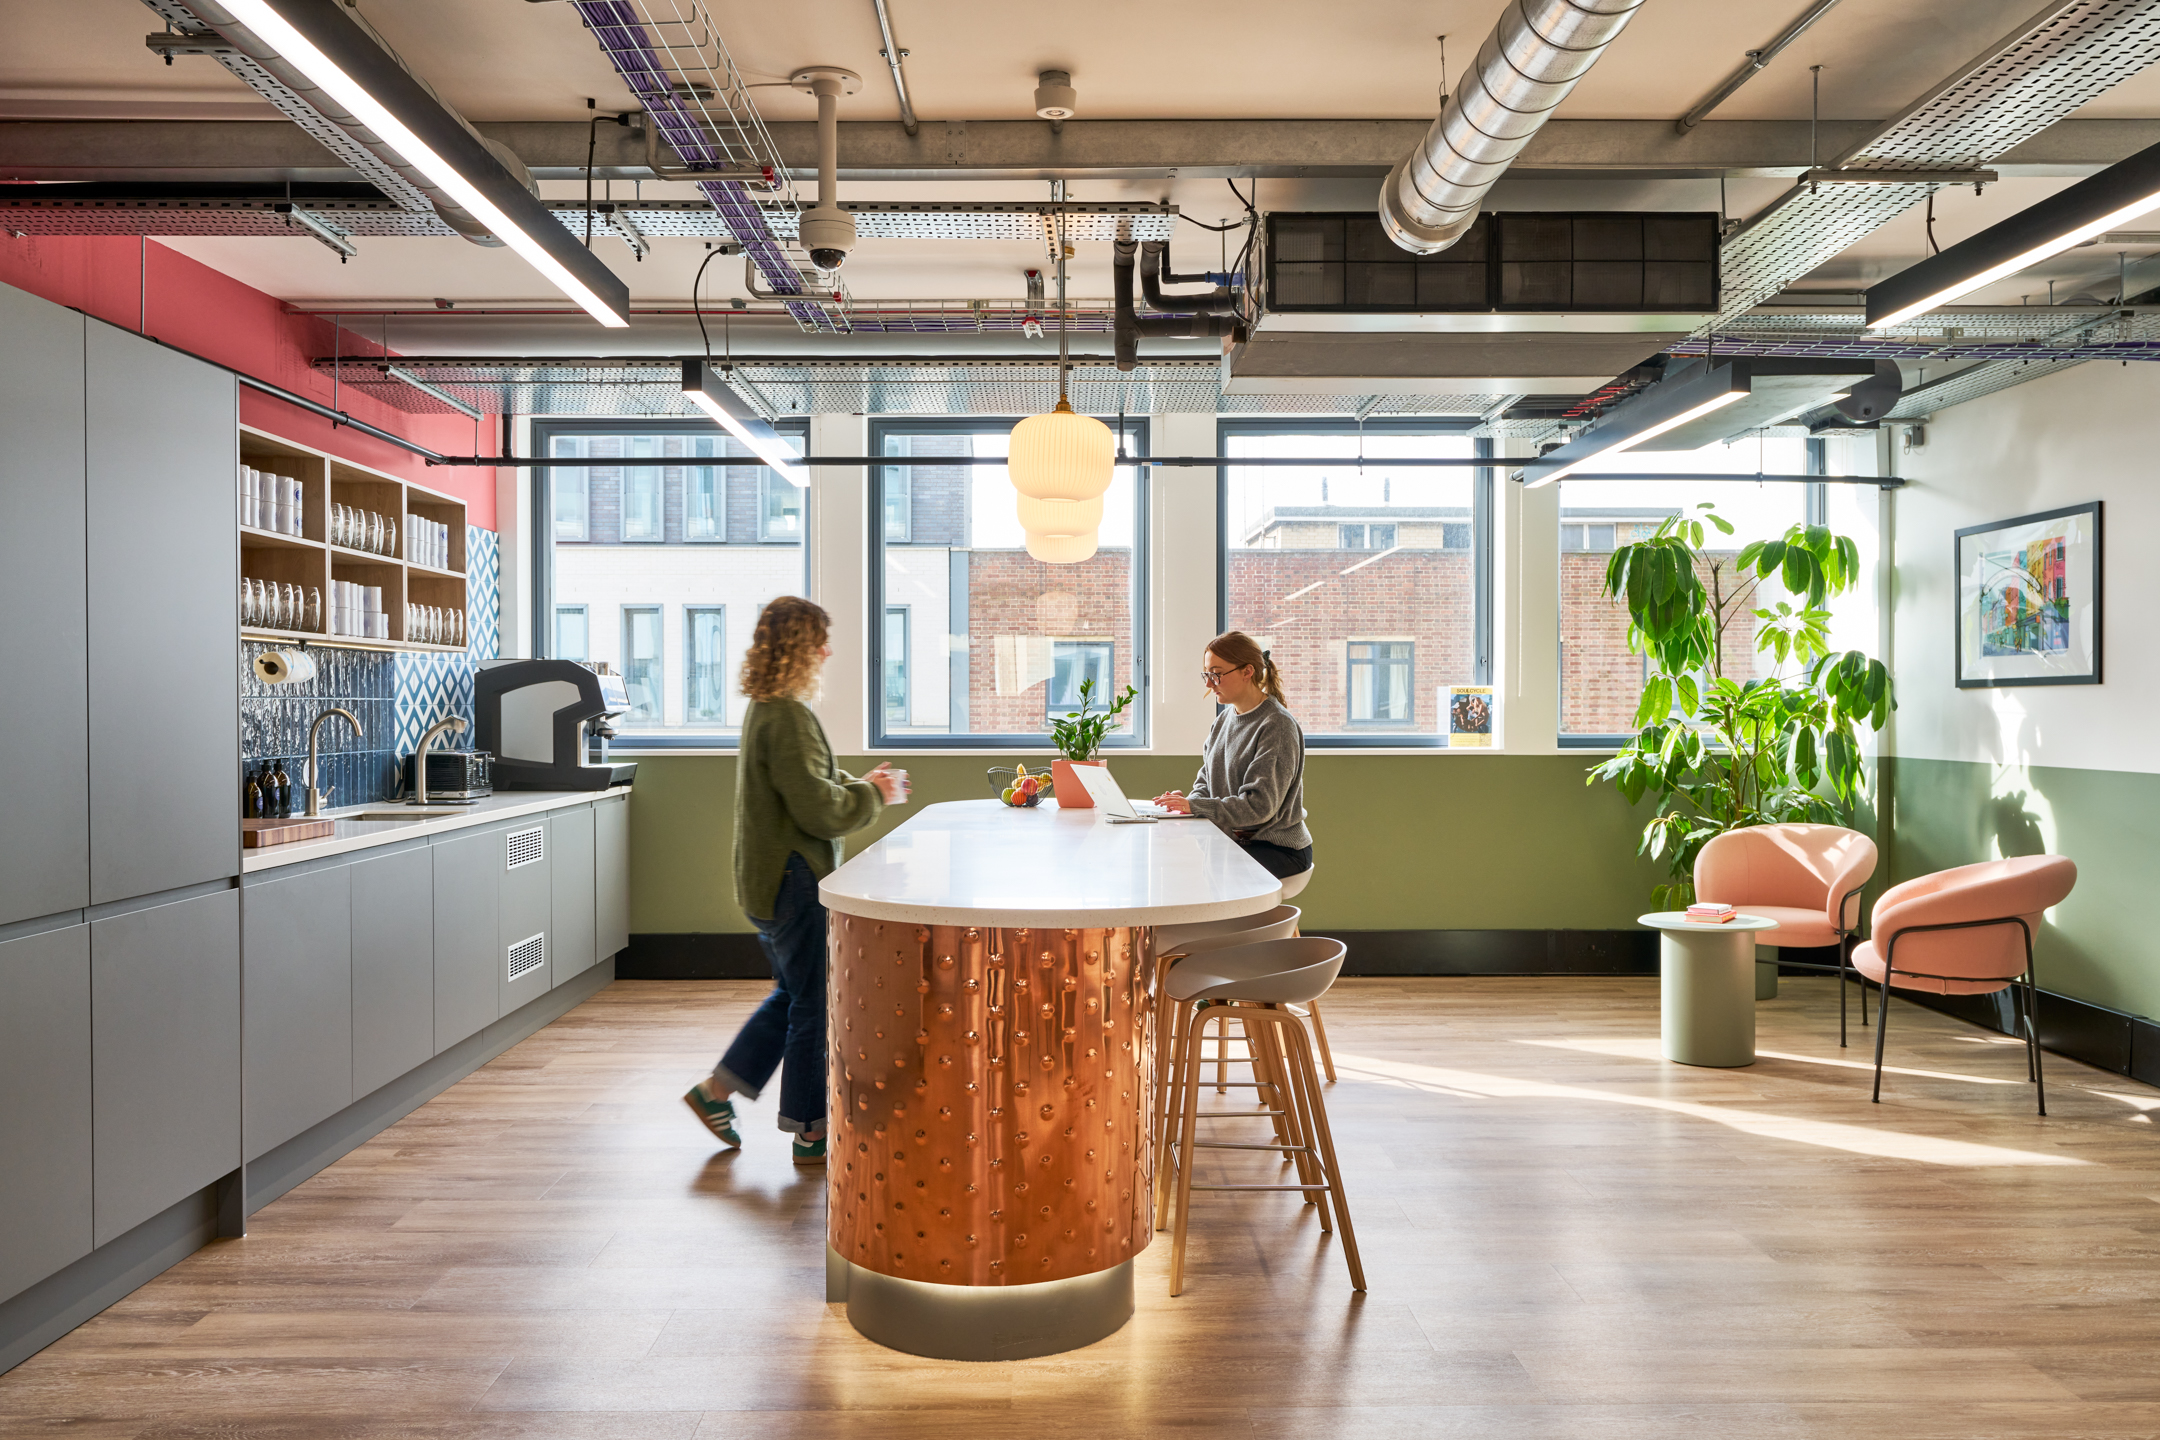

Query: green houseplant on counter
1587,503,1892,909
1049,676,1139,809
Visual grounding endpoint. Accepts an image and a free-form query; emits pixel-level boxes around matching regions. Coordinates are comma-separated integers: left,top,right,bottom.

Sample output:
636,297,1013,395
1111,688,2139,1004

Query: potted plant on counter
1049,676,1139,808
1587,503,1892,909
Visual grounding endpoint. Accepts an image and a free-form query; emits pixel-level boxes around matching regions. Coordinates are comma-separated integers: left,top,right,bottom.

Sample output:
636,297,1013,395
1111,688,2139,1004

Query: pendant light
1026,530,1099,563
1015,492,1103,536
1010,188,1114,522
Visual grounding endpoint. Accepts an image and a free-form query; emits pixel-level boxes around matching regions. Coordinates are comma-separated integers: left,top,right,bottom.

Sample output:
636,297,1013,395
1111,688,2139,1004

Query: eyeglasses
1201,666,1245,686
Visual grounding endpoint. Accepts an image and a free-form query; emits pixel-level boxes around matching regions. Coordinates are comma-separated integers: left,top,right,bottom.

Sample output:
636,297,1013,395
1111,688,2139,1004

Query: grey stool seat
1159,935,1365,1297
1149,906,1301,1211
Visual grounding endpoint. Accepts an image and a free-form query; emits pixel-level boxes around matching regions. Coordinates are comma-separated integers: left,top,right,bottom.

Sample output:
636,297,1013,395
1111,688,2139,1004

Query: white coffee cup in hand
867,762,910,805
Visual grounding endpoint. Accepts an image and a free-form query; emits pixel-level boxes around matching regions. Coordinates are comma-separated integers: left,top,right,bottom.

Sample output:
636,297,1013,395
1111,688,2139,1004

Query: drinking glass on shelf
306,587,321,632
331,504,346,547
453,609,465,647
284,583,301,630
239,578,253,626
385,517,397,559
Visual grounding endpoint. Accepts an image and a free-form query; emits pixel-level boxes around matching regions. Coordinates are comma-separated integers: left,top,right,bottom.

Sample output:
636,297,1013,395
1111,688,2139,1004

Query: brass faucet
305,707,364,817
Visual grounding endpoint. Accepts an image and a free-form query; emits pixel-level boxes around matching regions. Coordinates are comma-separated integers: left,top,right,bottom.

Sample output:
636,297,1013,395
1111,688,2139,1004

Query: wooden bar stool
1150,905,1302,1216
1160,935,1364,1297
1276,865,1336,1082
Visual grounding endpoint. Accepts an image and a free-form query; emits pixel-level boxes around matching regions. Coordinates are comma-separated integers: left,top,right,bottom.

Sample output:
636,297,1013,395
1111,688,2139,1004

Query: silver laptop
1069,763,1158,823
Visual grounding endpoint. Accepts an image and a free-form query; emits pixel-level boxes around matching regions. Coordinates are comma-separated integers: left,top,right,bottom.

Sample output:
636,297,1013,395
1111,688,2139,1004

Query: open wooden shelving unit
238,425,469,653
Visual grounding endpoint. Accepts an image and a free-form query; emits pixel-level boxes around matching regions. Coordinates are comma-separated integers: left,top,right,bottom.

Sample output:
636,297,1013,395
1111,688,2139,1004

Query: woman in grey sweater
1152,630,1313,880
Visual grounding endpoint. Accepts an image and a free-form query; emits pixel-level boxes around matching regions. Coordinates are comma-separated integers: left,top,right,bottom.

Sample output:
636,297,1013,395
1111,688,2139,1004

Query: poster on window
1955,502,2102,688
1445,685,1495,747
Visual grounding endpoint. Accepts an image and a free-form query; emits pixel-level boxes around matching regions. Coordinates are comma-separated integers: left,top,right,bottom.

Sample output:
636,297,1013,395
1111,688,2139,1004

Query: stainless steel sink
352,809,470,821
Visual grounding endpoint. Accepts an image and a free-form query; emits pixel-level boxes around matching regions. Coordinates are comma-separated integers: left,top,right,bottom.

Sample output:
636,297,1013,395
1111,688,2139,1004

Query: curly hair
739,596,830,702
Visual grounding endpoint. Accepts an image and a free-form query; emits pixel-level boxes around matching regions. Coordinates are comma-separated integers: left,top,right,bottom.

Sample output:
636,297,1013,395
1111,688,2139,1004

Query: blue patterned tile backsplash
240,523,499,809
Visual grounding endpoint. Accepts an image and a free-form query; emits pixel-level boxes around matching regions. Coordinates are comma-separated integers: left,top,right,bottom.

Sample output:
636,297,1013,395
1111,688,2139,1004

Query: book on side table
1685,902,1738,924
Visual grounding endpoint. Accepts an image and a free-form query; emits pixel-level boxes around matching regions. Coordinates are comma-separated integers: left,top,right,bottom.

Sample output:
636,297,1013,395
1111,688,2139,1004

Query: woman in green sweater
683,597,907,1164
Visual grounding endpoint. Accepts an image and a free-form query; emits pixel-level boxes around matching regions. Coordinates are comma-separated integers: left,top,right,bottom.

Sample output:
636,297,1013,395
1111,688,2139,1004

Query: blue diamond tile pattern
241,525,501,805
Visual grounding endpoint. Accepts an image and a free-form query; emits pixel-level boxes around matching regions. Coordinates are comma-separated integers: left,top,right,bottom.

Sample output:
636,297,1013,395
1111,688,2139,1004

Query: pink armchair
1694,824,1879,1045
1851,855,2076,1114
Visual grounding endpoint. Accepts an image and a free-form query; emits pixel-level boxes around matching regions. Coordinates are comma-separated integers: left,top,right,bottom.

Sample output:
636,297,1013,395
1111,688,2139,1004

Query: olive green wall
1883,756,2160,1021
627,753,1668,936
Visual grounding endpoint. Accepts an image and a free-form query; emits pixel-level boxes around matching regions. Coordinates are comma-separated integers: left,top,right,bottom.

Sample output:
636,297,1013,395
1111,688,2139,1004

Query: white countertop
241,786,631,873
818,799,1282,928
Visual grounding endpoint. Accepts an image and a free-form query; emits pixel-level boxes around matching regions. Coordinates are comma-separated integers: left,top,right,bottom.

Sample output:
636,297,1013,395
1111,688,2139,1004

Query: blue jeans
712,852,828,1135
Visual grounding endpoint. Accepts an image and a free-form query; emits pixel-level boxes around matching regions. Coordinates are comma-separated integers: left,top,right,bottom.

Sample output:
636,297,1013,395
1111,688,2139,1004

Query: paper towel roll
254,647,317,685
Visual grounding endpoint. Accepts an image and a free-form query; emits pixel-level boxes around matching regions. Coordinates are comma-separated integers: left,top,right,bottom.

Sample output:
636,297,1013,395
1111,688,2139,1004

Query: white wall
1892,360,2160,776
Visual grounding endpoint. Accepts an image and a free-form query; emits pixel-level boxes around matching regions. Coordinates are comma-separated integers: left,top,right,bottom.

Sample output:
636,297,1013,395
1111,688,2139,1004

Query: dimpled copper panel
827,914,1156,1287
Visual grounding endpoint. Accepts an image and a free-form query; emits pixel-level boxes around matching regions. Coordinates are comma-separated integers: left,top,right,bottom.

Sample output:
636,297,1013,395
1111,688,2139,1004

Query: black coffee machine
475,659,638,791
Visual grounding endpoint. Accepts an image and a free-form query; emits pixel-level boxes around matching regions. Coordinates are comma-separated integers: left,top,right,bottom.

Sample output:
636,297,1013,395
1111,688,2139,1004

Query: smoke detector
1034,70,1077,120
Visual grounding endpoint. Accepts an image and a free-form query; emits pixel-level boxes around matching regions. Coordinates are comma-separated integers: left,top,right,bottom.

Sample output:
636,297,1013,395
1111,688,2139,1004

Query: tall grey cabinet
0,289,242,1313
0,290,88,928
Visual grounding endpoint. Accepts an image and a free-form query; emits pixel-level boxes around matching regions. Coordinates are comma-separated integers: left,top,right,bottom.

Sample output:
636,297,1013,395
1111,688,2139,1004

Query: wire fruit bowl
987,765,1048,808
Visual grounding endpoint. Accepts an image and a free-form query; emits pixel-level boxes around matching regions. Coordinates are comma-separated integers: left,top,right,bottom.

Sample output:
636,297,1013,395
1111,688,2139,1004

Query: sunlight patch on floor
1513,1035,2023,1086
1331,1052,2088,1168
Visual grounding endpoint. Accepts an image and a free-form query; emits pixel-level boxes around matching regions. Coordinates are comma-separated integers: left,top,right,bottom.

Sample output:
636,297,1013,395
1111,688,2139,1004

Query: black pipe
1140,241,1235,315
1113,240,1243,371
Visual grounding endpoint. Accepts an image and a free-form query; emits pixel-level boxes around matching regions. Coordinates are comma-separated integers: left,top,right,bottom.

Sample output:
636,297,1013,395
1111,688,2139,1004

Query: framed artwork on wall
1954,501,2102,688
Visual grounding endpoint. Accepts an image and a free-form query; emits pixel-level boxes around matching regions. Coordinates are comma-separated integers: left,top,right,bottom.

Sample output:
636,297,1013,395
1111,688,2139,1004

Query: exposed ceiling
8,0,2160,421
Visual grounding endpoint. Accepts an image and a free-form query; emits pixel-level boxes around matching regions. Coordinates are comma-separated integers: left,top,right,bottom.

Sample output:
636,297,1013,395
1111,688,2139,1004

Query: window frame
684,442,726,543
552,470,589,542
867,415,1152,751
1345,638,1416,727
619,604,665,727
684,605,727,724
758,468,805,544
1215,417,1491,750
530,417,809,751
884,469,913,544
1046,638,1116,719
882,604,910,729
553,603,589,662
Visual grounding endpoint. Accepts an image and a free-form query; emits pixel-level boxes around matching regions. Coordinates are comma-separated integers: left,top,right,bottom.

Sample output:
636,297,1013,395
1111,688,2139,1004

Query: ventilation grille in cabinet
506,826,544,869
507,932,546,982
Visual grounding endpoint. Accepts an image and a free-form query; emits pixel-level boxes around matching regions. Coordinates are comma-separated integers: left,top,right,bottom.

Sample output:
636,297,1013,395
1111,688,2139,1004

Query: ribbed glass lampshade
1008,400,1114,501
1015,492,1103,538
1025,529,1099,563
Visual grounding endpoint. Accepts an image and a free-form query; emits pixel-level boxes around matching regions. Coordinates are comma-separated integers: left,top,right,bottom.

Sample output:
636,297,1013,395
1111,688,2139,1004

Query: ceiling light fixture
1521,364,1750,488
1866,138,2160,329
681,360,808,485
1009,187,1113,560
213,0,630,327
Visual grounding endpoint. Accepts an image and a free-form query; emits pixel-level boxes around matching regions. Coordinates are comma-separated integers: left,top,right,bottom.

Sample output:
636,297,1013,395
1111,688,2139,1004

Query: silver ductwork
1379,0,1644,255
142,0,535,246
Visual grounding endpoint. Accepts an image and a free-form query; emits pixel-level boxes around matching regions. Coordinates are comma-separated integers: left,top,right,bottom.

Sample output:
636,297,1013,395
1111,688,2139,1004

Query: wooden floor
6,976,2160,1439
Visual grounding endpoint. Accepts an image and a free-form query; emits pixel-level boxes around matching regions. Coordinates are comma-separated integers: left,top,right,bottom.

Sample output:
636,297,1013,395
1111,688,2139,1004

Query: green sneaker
683,1084,741,1148
792,1133,828,1166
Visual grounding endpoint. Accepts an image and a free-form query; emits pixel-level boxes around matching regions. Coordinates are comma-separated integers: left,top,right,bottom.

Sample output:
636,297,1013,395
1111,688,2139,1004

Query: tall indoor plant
1049,676,1138,808
1587,503,1892,908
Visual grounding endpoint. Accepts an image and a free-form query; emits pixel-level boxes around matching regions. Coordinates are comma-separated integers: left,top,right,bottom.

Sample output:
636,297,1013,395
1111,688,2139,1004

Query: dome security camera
800,205,856,271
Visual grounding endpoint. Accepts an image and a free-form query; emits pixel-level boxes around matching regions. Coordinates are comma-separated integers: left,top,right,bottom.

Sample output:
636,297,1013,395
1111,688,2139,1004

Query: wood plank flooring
5,975,2159,1438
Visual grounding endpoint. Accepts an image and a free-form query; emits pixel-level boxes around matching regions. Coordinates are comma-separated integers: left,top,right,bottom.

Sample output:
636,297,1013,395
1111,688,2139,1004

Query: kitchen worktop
240,786,632,873
817,797,1281,928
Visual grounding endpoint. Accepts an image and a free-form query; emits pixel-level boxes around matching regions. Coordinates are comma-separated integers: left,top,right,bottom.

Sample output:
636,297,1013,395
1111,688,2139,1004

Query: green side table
1639,912,1782,1068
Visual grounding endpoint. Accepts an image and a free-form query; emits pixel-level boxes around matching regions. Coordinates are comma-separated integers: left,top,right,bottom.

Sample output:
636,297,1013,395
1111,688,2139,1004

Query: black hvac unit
1264,211,1720,314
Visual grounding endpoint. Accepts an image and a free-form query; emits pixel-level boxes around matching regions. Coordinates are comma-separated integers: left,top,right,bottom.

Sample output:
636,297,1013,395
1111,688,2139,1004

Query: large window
869,419,1148,745
621,606,663,724
536,420,806,745
686,607,726,722
1558,437,1837,742
1220,420,1488,746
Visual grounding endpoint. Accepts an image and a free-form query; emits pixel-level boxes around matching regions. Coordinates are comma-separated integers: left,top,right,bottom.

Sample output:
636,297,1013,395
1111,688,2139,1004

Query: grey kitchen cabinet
242,865,353,1160
85,321,239,905
498,820,553,1018
549,805,596,986
0,923,93,1302
91,889,240,1247
351,845,435,1098
595,795,629,959
0,290,88,928
433,826,499,1053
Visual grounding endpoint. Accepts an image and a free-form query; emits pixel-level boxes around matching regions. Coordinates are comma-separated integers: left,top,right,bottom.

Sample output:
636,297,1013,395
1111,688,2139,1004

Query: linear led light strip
1524,391,1748,488
681,361,809,485
1866,139,2160,331
218,0,628,328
